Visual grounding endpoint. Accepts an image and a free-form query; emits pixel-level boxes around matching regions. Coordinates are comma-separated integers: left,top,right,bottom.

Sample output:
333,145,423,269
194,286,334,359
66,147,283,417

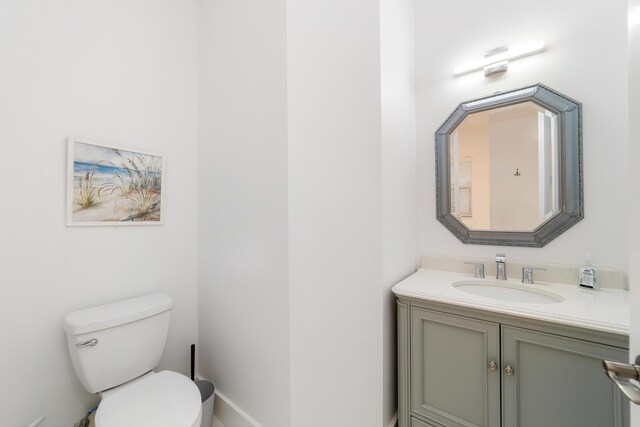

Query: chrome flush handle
76,338,98,348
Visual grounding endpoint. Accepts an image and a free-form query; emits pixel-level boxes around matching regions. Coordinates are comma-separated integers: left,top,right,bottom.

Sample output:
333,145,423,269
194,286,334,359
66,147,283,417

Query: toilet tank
63,293,173,393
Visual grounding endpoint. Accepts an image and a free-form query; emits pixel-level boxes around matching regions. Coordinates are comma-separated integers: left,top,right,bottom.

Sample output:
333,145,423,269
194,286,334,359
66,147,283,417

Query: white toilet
63,293,202,427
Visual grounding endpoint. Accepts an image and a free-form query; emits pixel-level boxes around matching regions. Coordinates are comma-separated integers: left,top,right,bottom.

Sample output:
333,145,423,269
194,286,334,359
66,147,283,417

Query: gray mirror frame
435,83,583,247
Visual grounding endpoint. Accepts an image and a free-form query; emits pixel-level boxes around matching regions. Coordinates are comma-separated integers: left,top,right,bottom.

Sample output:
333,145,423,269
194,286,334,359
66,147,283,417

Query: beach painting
66,138,165,225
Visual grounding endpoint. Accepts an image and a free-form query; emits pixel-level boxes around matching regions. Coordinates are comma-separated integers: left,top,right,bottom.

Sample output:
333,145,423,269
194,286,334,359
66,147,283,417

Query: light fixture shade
453,40,545,77
483,60,508,77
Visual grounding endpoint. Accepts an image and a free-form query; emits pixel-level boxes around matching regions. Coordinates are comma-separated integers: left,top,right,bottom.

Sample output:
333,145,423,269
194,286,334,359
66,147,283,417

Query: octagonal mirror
435,84,582,247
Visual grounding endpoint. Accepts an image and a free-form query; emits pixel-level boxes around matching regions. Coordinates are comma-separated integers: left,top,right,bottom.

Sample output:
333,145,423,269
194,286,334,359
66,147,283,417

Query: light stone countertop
392,268,630,336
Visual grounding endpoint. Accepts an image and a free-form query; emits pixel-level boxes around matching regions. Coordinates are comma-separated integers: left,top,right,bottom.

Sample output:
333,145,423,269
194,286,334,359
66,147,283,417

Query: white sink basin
452,280,564,304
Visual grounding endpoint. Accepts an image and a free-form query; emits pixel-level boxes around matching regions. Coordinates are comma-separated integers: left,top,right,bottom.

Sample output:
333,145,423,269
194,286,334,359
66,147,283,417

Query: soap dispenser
579,252,597,290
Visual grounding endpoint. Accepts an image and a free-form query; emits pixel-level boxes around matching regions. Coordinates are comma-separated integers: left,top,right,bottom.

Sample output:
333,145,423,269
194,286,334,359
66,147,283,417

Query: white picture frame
66,137,166,226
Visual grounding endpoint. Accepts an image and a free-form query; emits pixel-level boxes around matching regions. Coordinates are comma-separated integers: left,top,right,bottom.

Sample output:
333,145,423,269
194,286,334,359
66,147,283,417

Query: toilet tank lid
63,293,173,336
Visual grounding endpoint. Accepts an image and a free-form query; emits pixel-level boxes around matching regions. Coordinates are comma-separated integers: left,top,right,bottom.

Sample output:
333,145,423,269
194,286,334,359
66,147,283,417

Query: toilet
63,293,202,427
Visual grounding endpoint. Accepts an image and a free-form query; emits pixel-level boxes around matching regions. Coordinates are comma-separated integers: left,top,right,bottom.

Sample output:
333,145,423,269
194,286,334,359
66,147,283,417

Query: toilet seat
95,370,202,427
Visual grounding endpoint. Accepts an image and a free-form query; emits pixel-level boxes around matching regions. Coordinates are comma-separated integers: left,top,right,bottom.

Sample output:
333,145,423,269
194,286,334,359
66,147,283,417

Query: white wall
198,2,416,426
489,113,539,230
628,1,640,424
287,1,384,425
380,0,417,424
197,1,291,426
416,0,629,270
0,1,198,426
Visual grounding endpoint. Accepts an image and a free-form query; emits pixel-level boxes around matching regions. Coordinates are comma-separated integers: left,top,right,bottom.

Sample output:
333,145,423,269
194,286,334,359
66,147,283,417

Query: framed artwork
66,138,166,226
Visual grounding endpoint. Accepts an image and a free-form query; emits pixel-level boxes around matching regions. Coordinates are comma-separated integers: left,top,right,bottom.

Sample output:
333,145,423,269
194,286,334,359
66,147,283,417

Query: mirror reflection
449,101,560,231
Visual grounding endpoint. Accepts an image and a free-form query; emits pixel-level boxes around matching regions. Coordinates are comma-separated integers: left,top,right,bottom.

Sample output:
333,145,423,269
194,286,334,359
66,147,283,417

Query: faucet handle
464,262,485,279
522,266,547,284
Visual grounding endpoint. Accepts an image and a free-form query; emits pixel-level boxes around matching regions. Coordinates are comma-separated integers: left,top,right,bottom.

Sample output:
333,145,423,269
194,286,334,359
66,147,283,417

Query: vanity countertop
392,268,630,336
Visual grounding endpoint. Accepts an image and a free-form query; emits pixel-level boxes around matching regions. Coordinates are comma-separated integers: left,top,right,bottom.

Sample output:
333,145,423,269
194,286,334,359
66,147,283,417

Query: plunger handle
190,344,195,381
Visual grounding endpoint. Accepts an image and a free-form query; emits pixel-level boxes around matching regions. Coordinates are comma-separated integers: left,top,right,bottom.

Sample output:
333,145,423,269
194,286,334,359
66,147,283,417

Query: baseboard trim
388,412,398,427
213,389,263,427
206,380,396,427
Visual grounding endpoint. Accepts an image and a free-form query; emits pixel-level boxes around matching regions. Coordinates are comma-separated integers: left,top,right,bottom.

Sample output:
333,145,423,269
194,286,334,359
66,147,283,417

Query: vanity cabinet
398,303,629,427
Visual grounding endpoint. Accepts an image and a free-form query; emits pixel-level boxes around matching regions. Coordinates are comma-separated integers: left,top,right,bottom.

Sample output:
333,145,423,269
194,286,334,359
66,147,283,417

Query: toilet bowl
96,371,201,427
63,294,201,427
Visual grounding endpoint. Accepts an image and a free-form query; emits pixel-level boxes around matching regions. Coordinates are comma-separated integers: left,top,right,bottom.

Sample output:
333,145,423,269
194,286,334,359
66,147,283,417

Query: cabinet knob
504,364,514,376
488,360,497,371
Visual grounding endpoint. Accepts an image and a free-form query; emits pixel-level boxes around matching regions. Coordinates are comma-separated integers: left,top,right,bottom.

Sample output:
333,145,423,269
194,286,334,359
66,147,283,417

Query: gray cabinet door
502,326,629,427
410,308,500,427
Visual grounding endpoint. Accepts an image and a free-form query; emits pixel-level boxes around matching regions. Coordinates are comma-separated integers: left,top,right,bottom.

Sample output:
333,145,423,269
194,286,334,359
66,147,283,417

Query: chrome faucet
496,254,507,280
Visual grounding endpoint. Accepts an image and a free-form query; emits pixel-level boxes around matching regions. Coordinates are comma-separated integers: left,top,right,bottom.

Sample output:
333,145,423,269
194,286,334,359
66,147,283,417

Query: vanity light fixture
453,40,545,77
